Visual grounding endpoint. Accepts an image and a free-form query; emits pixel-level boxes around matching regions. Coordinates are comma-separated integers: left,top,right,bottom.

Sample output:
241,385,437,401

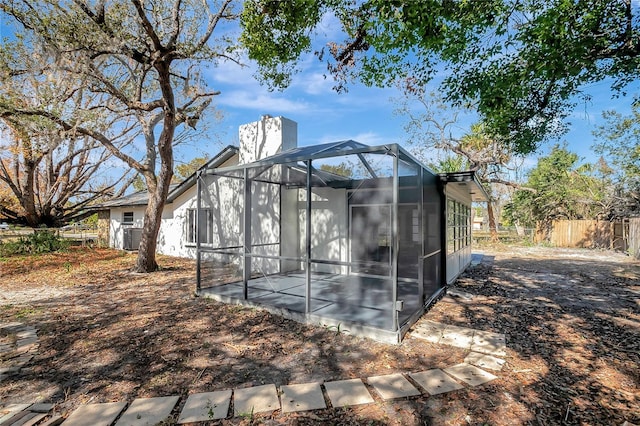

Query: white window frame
122,211,134,226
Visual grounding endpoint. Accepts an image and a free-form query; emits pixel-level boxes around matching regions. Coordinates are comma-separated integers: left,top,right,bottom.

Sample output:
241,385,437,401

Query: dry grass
1,246,638,425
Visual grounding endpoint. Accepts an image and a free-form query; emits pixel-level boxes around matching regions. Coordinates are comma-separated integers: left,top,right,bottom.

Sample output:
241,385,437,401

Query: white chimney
238,116,298,165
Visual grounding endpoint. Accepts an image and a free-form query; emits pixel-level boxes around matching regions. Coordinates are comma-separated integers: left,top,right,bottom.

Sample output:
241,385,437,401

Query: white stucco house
97,116,487,342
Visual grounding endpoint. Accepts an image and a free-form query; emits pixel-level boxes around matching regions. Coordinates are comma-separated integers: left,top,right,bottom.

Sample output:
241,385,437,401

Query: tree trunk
20,162,39,227
487,200,499,242
134,61,175,273
135,184,166,272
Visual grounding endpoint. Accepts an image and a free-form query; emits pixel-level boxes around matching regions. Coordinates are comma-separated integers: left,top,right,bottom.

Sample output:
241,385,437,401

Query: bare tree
396,87,530,240
0,45,134,226
1,0,241,271
0,118,132,226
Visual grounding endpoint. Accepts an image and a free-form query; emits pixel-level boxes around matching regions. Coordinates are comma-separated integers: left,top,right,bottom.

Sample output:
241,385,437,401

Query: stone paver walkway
1,311,510,425
0,323,39,383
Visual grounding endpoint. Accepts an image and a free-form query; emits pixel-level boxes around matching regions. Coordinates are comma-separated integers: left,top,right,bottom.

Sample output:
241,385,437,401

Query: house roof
93,145,239,209
439,171,490,202
166,145,238,202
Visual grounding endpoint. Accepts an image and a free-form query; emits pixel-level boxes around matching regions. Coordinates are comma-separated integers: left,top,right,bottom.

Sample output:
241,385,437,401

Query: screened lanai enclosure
195,140,469,343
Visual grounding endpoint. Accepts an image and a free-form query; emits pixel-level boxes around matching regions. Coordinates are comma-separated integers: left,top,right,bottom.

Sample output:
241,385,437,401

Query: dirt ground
0,245,638,425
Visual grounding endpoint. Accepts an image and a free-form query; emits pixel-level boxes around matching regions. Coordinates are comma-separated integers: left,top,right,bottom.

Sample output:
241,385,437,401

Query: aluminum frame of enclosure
195,141,448,343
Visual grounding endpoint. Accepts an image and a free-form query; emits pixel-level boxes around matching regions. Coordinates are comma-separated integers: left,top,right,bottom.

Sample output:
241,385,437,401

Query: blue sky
2,5,637,180
190,46,639,177
178,7,640,177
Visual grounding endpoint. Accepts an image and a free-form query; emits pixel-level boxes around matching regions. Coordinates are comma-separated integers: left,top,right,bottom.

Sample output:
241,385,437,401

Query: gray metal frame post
196,171,202,293
305,160,312,314
391,148,399,331
243,168,251,300
418,166,425,304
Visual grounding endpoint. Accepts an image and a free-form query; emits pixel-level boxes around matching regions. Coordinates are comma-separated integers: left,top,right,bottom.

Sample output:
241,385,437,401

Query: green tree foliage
592,102,640,216
319,162,353,178
175,157,209,182
503,145,610,228
0,230,69,256
427,155,469,174
396,89,522,239
595,110,640,185
242,1,640,154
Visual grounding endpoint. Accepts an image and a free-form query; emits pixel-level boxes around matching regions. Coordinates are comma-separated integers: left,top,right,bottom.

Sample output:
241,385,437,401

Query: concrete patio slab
177,390,231,423
367,373,421,400
409,369,464,395
444,363,498,387
233,384,280,416
115,396,179,426
280,382,327,413
464,351,506,371
63,402,127,426
324,378,374,407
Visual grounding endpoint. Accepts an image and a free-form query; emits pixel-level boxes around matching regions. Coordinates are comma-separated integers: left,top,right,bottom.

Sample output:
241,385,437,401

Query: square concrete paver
464,351,506,371
471,330,507,356
411,320,448,344
280,382,327,413
177,390,232,423
444,363,498,387
324,378,374,407
115,396,179,426
409,369,464,395
439,324,474,349
234,384,280,416
367,374,421,400
63,402,127,426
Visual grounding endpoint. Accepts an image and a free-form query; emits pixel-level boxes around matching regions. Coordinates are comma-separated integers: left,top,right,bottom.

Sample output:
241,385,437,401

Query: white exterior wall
248,180,281,275
281,187,301,272
158,156,241,259
294,187,348,274
109,206,146,250
445,184,473,284
239,116,297,164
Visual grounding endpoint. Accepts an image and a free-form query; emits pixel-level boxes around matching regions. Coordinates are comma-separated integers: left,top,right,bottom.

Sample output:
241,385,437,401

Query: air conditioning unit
123,228,143,250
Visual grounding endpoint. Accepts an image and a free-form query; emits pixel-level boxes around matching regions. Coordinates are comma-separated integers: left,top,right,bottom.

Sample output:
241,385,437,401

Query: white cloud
208,55,258,87
217,90,309,114
317,131,390,146
315,12,344,40
294,72,335,95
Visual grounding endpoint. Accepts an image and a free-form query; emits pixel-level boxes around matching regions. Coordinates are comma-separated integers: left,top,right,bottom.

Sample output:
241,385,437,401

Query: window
446,199,470,254
123,211,134,225
186,208,212,244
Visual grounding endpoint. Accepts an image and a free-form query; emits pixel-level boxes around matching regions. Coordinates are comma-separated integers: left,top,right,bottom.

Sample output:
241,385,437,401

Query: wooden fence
535,220,628,251
629,218,640,259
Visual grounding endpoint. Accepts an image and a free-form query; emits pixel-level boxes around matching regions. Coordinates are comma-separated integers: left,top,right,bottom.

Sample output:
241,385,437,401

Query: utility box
123,228,143,251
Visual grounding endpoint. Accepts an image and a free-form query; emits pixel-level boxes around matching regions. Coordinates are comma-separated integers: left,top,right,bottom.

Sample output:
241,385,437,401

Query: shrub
0,230,69,256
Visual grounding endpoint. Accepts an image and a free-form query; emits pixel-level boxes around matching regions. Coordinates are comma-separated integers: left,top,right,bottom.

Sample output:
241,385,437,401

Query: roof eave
439,171,490,202
167,145,239,202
